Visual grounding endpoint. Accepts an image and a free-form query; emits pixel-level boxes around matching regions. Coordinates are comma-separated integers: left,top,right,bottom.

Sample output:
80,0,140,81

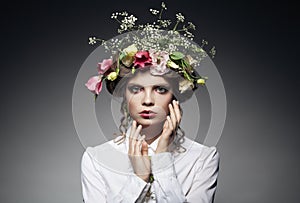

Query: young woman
82,44,220,202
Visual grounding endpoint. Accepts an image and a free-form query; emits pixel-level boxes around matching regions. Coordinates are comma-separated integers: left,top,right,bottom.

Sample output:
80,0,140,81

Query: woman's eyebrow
127,82,170,87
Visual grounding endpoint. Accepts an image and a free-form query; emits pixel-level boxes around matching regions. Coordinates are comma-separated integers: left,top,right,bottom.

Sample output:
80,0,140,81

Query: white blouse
81,130,220,203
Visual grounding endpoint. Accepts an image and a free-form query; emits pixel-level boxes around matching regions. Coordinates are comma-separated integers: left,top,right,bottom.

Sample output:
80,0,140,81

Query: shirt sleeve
81,149,149,203
150,147,220,203
107,174,149,203
81,150,107,203
150,152,187,202
186,147,220,203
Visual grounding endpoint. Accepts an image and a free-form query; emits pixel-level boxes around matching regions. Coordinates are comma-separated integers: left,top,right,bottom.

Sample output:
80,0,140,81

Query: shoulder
81,137,130,173
84,137,126,156
179,137,220,168
81,141,112,168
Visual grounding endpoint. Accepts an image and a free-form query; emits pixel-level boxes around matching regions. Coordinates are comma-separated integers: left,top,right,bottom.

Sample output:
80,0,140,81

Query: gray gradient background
1,0,299,202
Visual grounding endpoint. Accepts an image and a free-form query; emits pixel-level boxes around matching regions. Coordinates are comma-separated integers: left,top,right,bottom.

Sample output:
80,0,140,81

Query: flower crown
85,2,215,99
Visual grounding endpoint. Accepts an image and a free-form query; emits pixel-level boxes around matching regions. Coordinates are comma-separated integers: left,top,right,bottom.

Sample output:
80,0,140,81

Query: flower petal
95,80,103,95
85,76,102,94
97,59,113,74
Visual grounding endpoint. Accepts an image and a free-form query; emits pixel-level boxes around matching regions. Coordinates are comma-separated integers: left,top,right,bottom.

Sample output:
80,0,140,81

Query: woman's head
114,67,186,152
124,68,174,128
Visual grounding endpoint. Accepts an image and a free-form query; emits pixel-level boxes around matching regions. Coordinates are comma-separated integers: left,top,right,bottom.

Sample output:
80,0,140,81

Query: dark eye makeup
154,86,169,94
127,84,170,94
127,85,143,93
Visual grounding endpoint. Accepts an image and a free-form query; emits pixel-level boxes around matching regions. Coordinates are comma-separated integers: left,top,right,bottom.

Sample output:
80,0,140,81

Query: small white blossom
150,9,159,15
120,24,128,31
121,11,128,16
111,13,117,19
161,2,167,10
188,22,196,30
158,19,171,27
176,13,185,22
88,37,96,45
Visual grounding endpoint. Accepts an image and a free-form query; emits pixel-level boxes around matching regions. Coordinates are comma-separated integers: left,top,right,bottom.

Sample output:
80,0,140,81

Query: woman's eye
128,86,142,93
155,86,169,94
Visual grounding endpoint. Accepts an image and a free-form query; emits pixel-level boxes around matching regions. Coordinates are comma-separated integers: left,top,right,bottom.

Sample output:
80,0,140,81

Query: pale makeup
125,70,173,135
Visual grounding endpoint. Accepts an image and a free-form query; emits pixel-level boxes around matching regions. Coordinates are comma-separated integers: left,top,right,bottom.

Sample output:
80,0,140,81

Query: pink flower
97,59,113,74
133,51,152,68
85,76,103,95
149,50,170,75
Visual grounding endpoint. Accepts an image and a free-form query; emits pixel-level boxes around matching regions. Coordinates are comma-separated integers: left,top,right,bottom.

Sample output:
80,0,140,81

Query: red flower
133,51,152,68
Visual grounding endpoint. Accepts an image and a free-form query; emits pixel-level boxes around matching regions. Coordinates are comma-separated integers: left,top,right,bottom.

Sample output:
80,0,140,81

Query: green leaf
170,52,184,60
119,52,126,60
182,59,193,72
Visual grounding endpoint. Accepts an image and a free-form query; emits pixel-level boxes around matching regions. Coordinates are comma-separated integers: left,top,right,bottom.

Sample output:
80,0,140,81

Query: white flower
120,24,128,31
149,50,170,75
176,13,185,22
186,55,197,65
111,13,117,19
150,9,159,15
121,12,128,16
179,80,194,93
188,22,196,30
88,37,96,45
161,2,167,10
158,19,171,27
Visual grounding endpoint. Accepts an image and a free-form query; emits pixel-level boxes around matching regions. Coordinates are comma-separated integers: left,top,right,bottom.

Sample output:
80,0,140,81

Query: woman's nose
142,89,154,106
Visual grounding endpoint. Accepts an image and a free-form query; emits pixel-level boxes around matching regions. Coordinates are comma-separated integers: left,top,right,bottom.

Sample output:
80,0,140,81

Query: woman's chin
135,118,164,129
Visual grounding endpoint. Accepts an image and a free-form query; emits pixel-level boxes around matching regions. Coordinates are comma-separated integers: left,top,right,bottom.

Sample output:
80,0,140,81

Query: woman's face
125,70,173,127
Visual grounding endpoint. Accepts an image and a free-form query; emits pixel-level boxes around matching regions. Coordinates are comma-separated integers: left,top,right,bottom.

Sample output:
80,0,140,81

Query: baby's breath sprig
88,1,216,62
209,46,216,58
86,1,218,99
88,37,105,45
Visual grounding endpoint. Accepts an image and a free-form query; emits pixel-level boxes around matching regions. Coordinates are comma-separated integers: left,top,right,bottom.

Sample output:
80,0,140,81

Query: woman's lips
139,110,156,118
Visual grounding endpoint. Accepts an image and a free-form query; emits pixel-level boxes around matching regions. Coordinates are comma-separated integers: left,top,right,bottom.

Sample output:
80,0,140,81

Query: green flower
107,72,118,81
197,78,206,85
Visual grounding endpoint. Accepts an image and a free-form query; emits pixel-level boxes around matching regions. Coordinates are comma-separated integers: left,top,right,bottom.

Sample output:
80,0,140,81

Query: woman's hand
156,100,181,154
128,120,151,182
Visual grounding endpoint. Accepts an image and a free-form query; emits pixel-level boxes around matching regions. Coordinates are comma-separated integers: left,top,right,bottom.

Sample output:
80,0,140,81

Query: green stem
159,8,163,19
173,21,179,31
114,18,122,24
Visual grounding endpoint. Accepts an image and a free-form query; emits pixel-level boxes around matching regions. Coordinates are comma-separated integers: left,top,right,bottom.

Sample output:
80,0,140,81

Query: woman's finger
133,125,142,140
173,100,181,124
141,140,148,156
165,116,173,136
129,120,137,138
163,118,169,130
167,115,174,131
131,124,142,152
169,103,177,130
134,135,144,156
128,120,137,154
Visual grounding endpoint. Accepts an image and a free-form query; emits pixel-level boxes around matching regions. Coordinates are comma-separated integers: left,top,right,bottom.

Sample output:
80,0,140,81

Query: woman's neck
140,122,163,145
